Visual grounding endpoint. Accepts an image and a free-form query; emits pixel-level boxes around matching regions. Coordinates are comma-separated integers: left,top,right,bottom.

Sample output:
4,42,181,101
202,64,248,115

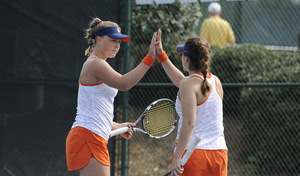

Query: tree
131,1,202,73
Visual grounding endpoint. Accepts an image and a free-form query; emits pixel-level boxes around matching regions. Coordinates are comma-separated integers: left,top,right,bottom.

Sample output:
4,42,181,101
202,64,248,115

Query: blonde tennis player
66,18,157,176
156,29,228,176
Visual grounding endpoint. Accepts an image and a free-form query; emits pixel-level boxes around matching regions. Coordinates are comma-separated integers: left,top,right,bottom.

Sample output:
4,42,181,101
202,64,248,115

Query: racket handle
110,126,130,138
162,135,201,176
180,134,201,166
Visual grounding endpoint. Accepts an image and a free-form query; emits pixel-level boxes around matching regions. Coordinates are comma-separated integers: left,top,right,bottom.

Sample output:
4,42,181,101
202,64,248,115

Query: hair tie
98,20,103,24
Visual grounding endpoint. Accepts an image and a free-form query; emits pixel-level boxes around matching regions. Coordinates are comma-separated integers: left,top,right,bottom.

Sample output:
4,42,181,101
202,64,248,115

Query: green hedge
210,44,300,175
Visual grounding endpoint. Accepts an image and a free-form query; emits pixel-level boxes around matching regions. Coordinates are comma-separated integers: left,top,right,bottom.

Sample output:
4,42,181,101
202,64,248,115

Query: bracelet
142,55,154,67
157,51,168,63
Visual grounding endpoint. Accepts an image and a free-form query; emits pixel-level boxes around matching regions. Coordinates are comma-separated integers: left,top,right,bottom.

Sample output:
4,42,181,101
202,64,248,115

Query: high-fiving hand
156,29,164,55
148,32,158,58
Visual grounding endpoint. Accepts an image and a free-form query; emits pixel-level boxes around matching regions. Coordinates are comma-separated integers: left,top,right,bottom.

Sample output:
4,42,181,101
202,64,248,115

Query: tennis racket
110,98,178,139
163,135,202,176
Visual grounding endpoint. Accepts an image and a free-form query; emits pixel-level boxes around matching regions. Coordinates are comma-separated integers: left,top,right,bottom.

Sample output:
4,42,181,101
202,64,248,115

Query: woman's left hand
148,32,157,59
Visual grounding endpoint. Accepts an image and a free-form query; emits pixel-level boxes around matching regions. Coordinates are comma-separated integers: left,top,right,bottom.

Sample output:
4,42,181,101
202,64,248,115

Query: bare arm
161,59,185,88
171,79,197,175
92,59,153,91
156,29,185,87
111,121,136,140
81,33,157,91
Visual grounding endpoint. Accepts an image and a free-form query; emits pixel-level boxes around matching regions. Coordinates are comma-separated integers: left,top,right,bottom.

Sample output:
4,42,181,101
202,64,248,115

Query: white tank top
175,73,227,150
71,55,118,141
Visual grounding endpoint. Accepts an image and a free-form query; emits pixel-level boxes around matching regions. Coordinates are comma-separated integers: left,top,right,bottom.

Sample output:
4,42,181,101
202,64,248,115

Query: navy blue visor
176,44,198,60
93,26,130,42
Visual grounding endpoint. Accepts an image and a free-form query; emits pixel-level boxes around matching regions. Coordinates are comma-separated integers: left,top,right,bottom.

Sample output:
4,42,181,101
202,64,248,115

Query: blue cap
176,44,198,60
93,26,130,42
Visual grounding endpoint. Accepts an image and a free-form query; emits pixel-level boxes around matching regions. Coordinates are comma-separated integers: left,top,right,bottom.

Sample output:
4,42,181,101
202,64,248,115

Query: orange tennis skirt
173,149,228,176
65,126,110,171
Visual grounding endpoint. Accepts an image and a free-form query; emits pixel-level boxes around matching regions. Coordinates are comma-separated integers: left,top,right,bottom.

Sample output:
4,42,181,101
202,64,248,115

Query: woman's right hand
156,29,164,55
148,32,157,58
170,158,183,176
117,122,136,140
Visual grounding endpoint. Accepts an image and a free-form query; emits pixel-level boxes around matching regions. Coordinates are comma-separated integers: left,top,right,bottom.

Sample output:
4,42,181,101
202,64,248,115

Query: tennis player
65,18,157,176
156,29,228,176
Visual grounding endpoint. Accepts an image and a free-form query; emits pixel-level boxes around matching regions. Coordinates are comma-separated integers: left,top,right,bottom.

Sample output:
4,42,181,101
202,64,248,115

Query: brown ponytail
186,37,211,95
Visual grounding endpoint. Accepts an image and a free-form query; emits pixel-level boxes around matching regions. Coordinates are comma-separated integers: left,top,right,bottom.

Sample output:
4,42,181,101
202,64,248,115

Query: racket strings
143,101,177,137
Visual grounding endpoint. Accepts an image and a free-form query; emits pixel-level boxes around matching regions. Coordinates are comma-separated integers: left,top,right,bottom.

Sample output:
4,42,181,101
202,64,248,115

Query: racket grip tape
180,135,201,166
109,126,131,138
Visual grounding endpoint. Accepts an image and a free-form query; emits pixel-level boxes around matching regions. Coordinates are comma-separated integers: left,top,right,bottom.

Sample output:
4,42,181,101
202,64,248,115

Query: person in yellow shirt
200,2,235,48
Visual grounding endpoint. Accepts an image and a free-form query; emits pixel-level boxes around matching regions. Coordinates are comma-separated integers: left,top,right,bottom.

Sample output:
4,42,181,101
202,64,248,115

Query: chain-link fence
1,0,300,176
0,0,124,175
114,0,300,176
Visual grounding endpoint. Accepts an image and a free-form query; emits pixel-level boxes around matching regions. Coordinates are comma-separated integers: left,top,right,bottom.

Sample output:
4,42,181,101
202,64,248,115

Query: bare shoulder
179,77,190,86
80,57,114,84
83,57,109,70
179,76,201,91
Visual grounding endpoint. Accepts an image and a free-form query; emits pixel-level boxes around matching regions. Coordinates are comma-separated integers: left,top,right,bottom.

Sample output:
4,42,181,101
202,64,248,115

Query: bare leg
80,158,110,176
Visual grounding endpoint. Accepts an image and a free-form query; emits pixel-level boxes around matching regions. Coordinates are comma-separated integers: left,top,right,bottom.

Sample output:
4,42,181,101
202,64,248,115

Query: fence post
121,0,131,176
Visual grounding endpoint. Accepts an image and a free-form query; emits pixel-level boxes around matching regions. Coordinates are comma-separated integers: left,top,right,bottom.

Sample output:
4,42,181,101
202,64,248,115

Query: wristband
142,55,154,67
157,51,168,63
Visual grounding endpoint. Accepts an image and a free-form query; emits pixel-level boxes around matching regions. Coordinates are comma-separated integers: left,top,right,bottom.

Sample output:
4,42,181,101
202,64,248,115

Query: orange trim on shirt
214,76,223,100
194,72,212,78
80,82,103,86
178,72,212,104
191,75,204,80
197,91,210,106
87,54,100,60
189,73,211,106
178,92,181,101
